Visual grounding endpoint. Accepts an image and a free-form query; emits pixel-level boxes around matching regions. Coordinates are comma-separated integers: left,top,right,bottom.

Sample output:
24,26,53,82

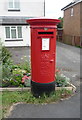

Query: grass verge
76,46,82,48
2,89,72,118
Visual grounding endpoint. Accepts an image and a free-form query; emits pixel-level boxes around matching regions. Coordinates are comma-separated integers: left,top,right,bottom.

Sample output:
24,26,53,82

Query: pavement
7,46,30,64
8,93,80,118
7,42,80,118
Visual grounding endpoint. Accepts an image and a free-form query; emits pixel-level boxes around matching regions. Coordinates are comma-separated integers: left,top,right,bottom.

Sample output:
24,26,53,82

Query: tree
57,17,63,28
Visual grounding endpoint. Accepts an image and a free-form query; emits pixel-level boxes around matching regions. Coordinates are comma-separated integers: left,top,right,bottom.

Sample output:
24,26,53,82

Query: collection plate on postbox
42,38,50,50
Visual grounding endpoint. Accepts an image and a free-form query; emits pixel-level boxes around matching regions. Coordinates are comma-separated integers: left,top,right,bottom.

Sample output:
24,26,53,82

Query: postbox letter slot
38,32,53,34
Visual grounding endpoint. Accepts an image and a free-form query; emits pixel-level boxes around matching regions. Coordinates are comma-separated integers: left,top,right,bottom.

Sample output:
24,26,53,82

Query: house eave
0,16,34,25
61,0,82,11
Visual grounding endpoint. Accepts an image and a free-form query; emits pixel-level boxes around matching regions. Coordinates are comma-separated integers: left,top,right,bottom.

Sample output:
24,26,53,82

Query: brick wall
63,2,81,46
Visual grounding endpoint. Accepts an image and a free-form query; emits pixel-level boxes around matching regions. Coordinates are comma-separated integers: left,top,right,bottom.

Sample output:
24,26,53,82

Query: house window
5,26,22,40
71,8,74,16
8,0,20,11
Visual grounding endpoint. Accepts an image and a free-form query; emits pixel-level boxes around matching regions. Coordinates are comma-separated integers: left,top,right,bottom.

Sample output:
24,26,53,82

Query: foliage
1,46,31,87
21,74,31,87
9,69,24,87
2,62,70,87
1,46,12,64
2,47,13,87
2,60,13,87
2,90,72,117
57,17,63,28
55,71,70,87
1,47,70,87
0,48,1,60
2,58,31,87
9,61,31,87
76,45,82,48
19,59,31,73
0,41,2,87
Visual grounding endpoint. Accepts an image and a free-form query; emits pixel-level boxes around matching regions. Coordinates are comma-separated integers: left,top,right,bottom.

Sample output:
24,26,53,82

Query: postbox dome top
26,18,60,26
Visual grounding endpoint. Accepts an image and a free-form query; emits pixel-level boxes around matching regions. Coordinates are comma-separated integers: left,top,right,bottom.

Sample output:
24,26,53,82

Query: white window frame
8,0,20,10
5,26,23,40
71,8,74,16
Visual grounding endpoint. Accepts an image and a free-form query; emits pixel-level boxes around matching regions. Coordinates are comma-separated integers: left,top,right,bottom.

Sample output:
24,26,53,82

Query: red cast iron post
26,18,60,97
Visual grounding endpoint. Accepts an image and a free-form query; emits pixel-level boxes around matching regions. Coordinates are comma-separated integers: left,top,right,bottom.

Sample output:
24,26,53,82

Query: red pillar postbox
26,18,60,97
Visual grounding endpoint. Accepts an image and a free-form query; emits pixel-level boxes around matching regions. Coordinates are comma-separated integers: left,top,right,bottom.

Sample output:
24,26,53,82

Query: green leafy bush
1,47,70,88
2,60,13,87
55,72,70,87
1,46,12,64
10,72,23,87
9,68,26,87
19,58,31,73
2,47,13,87
1,47,31,87
9,62,31,87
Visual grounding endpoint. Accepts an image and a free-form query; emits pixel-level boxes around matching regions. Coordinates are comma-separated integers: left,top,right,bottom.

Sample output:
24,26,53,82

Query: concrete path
56,42,80,91
7,42,80,118
7,46,30,64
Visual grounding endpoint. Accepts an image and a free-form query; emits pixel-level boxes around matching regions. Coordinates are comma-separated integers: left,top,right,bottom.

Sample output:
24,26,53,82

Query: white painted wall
0,26,5,45
0,0,44,17
22,25,31,46
0,0,44,47
0,25,31,47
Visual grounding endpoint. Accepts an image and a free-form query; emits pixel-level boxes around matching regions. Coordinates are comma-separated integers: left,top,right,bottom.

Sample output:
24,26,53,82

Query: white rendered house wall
3,25,31,47
0,0,44,47
0,0,44,17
